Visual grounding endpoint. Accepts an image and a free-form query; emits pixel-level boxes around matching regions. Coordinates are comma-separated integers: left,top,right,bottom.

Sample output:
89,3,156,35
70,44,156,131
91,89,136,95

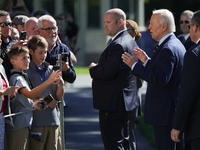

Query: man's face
104,13,120,37
188,19,196,43
38,20,58,46
148,13,164,42
0,15,12,41
16,24,25,33
180,15,190,35
26,20,38,39
30,46,47,67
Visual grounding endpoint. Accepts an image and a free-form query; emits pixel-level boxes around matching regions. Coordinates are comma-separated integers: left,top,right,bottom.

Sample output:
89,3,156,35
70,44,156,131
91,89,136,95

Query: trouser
29,126,59,150
99,110,133,150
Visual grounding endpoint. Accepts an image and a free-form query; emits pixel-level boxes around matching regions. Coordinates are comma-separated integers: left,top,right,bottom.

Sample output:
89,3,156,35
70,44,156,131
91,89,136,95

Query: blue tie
107,38,112,46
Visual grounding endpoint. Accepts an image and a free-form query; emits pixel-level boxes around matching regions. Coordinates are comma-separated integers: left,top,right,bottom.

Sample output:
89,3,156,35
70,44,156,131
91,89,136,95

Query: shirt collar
196,38,200,44
111,29,126,41
184,33,190,40
35,63,46,72
47,42,56,53
159,32,173,46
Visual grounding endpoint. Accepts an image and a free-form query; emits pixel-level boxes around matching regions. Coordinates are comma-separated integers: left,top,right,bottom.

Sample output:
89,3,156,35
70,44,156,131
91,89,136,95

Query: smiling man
122,9,186,150
37,15,76,83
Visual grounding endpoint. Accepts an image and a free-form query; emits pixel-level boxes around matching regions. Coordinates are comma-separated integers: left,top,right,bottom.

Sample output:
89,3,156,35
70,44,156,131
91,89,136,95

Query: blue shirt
35,63,46,81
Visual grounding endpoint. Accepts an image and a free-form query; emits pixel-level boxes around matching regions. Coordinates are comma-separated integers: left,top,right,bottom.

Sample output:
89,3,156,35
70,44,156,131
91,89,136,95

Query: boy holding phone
26,35,65,150
5,45,61,150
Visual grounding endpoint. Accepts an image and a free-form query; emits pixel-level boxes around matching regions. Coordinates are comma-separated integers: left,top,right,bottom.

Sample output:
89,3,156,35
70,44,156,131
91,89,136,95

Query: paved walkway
64,74,156,150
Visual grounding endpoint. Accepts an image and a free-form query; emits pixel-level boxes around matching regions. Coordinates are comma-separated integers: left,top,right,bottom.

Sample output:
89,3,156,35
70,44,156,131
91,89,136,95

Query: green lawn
74,66,89,74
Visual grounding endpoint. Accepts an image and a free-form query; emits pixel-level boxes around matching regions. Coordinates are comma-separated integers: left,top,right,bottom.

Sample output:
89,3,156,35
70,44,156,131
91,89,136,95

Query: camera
20,31,27,40
53,65,60,71
61,53,69,62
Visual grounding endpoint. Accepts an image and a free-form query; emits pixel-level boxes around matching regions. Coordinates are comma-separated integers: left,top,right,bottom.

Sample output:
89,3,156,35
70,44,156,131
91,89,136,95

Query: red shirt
0,74,7,113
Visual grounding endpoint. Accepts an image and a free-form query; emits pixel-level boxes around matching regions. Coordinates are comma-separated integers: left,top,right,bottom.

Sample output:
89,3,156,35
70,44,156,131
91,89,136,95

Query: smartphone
43,94,54,104
53,65,60,71
61,53,68,62
20,31,27,40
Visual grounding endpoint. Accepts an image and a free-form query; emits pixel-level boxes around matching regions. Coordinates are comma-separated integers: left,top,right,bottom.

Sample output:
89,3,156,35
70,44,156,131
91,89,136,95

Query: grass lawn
74,66,89,74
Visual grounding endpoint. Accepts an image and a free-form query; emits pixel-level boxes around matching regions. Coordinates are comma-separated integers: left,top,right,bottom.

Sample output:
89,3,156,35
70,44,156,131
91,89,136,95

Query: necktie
107,38,112,46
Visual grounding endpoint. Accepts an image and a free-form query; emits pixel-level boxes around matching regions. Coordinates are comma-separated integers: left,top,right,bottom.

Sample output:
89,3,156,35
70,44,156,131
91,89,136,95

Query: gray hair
153,9,176,32
37,15,56,28
180,10,194,20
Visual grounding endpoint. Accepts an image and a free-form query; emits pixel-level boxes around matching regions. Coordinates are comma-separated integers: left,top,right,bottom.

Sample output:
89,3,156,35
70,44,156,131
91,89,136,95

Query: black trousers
99,110,133,150
185,138,200,150
153,125,183,150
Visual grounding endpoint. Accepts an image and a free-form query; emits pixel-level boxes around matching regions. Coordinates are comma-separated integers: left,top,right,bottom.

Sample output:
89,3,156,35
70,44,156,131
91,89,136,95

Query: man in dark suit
177,10,196,51
122,9,186,150
171,10,200,150
89,8,139,150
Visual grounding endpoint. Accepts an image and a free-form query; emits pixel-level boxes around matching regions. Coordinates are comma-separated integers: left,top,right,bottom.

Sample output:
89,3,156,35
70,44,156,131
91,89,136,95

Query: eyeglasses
0,22,12,27
180,20,190,24
188,24,198,29
39,27,57,33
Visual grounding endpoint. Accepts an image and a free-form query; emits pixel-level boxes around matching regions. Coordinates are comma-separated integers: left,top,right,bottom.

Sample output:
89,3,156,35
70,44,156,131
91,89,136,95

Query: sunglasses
188,24,198,29
180,20,190,24
0,22,12,27
39,27,57,33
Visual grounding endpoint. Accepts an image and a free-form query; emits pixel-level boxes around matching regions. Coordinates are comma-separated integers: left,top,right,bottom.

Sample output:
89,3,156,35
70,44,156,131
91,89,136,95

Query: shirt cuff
143,58,151,66
131,62,137,70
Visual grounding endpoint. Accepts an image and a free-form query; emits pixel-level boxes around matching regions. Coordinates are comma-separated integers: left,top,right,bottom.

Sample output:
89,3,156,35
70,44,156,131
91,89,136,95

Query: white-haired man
37,14,76,83
122,9,186,150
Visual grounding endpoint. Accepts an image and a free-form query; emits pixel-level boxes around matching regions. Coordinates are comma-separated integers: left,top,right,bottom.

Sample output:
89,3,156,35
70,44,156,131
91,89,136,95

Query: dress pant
153,125,183,150
99,110,132,150
185,138,200,150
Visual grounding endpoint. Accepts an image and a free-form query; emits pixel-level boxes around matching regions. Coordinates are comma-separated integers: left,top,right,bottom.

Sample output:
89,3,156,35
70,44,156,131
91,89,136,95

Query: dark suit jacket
90,31,139,112
173,42,200,141
177,34,196,51
132,34,186,126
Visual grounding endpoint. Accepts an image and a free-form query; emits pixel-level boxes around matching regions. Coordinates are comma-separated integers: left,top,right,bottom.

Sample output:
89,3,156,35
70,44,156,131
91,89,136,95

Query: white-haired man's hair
37,15,56,28
153,9,176,32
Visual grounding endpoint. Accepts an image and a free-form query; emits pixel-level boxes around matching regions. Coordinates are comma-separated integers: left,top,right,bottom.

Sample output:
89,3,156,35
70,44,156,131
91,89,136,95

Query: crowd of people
0,1,199,150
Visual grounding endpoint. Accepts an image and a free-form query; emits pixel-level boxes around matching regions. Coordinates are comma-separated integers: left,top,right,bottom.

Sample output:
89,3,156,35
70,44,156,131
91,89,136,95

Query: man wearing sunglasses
0,10,16,78
177,10,196,51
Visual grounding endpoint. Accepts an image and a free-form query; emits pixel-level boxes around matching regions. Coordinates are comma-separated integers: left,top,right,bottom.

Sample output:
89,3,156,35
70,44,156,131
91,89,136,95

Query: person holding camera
25,35,64,150
5,45,62,150
37,14,76,83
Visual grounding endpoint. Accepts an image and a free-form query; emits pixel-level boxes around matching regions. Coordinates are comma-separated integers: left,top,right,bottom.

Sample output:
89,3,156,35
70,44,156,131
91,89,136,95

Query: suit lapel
147,35,172,67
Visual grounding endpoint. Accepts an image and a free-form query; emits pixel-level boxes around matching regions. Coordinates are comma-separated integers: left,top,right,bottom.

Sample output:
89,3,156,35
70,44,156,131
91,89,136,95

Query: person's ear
118,19,123,26
29,49,34,55
162,22,167,31
10,59,15,65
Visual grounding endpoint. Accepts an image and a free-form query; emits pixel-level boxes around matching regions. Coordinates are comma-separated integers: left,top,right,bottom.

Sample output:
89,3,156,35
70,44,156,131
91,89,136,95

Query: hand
89,62,97,70
48,99,58,109
48,70,62,84
11,40,28,47
53,76,64,87
133,48,149,63
61,57,70,72
33,99,43,110
171,129,181,142
2,85,19,96
121,52,136,68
